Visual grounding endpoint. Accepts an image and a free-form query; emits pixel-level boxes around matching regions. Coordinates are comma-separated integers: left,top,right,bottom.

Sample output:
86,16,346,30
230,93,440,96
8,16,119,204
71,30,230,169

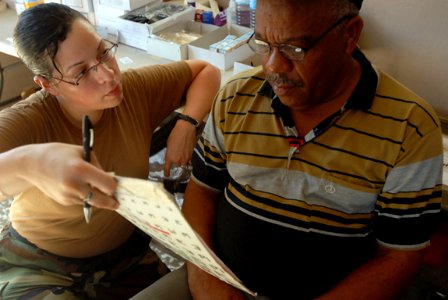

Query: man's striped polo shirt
191,49,443,250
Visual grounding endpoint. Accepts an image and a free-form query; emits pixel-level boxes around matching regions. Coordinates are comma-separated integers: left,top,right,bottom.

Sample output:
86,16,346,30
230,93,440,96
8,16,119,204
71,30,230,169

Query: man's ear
344,15,364,53
33,75,59,96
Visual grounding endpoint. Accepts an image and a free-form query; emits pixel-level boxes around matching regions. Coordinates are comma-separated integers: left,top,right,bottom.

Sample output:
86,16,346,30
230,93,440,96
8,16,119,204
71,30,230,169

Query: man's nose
264,47,293,74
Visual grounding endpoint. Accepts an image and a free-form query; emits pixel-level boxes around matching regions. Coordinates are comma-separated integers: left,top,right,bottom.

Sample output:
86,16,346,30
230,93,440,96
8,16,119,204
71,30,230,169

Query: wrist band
176,112,200,128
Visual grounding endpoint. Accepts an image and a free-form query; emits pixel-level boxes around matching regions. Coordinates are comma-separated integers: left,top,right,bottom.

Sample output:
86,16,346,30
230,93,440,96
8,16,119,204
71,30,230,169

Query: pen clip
82,115,94,162
82,115,94,224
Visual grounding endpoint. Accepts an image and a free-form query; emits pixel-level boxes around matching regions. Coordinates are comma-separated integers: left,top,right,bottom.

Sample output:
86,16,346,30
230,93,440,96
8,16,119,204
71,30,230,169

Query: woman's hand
17,143,119,210
163,119,198,177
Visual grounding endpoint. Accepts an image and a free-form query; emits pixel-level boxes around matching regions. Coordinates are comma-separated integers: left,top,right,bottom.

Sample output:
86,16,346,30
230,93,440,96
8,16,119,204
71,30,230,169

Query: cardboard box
116,1,195,50
187,24,254,70
233,53,263,75
146,20,219,61
62,0,95,23
0,52,35,104
62,0,93,13
98,0,146,11
93,0,129,25
95,24,119,43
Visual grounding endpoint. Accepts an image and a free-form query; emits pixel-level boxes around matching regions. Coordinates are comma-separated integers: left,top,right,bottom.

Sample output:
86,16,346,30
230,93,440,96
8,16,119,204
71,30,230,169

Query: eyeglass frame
247,14,356,61
43,39,119,86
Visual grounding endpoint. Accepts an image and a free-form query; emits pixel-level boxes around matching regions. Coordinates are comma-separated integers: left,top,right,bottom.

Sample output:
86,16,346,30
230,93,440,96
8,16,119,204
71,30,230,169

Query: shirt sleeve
374,122,443,249
191,86,231,192
122,61,192,132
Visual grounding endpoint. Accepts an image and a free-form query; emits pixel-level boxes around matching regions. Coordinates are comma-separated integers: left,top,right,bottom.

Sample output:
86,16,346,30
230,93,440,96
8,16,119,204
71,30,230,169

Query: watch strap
176,112,200,128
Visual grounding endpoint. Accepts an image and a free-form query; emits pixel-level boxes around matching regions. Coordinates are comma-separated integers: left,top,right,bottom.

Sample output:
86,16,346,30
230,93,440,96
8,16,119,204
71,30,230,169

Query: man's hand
187,263,246,300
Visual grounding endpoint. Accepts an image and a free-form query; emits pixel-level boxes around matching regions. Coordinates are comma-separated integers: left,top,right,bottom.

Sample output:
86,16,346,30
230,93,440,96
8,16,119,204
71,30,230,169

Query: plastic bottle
23,0,44,9
235,0,250,28
226,0,237,30
249,0,256,29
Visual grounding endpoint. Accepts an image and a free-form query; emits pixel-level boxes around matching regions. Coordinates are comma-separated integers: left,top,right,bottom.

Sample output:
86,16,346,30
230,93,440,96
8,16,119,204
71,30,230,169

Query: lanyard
285,103,347,165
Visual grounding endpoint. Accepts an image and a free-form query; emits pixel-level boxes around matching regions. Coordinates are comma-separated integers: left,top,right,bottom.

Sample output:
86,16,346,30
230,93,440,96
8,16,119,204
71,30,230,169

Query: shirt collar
258,48,378,126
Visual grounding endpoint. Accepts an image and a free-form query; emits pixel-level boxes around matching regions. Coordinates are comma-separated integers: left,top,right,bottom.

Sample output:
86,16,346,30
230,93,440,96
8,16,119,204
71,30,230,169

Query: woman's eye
75,69,87,80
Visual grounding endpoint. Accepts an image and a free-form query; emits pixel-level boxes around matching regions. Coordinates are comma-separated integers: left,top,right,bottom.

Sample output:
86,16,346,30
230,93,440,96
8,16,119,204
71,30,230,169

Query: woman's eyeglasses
45,39,118,86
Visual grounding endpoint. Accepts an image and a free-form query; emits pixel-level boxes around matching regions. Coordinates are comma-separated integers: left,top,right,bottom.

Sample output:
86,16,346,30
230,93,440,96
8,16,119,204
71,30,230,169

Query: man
132,0,443,299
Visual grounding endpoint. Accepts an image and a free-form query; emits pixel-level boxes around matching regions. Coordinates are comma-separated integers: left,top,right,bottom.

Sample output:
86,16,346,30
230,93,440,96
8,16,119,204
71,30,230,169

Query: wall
358,0,448,121
217,0,448,121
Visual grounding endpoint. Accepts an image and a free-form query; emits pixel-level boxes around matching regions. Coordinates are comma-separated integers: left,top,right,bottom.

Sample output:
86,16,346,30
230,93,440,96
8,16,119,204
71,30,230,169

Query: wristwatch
176,112,201,128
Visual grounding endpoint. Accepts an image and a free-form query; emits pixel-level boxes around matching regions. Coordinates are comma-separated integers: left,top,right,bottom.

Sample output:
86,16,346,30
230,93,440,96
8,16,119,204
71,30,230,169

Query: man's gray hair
331,0,360,18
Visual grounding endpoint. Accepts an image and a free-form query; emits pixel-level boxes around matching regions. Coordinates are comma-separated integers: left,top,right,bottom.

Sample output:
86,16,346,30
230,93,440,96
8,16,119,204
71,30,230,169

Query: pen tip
83,207,91,224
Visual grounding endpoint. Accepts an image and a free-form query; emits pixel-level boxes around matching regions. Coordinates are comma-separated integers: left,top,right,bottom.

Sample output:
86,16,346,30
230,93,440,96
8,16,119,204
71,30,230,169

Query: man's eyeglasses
45,40,118,86
247,15,355,61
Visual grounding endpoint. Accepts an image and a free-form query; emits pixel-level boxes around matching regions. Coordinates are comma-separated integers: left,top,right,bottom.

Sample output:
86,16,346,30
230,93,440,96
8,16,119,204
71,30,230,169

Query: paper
115,176,256,296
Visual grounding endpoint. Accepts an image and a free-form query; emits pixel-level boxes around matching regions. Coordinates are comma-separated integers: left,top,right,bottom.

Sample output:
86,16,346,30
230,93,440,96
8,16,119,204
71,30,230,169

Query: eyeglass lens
247,15,353,61
74,42,118,85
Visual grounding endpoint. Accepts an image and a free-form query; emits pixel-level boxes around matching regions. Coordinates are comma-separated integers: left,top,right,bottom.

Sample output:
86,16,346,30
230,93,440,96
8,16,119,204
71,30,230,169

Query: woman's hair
13,3,89,78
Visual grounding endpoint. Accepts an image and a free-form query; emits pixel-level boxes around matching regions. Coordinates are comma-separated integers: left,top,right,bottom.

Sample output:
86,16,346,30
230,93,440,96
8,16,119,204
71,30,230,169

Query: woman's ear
33,75,59,96
344,15,364,53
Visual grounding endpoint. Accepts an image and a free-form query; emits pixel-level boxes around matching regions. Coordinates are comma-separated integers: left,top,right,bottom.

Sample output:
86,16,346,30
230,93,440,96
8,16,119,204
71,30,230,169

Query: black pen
82,115,94,223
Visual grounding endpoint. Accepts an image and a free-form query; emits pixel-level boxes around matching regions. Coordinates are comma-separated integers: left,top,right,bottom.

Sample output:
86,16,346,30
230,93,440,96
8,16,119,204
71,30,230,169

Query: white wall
212,1,448,120
358,0,448,121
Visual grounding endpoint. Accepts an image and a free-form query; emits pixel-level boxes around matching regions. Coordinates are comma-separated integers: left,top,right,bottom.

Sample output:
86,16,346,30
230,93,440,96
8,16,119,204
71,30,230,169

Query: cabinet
0,52,35,107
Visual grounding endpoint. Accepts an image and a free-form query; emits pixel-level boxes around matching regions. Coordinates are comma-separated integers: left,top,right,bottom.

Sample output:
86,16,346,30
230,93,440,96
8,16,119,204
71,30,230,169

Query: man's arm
182,180,246,300
316,245,425,300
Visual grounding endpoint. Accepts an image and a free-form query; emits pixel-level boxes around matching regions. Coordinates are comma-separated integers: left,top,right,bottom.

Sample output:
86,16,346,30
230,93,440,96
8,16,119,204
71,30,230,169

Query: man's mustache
266,73,303,87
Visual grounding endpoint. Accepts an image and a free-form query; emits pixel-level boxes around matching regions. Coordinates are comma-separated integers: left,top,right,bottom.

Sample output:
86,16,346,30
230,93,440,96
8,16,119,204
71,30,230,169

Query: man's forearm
182,179,220,247
316,246,425,300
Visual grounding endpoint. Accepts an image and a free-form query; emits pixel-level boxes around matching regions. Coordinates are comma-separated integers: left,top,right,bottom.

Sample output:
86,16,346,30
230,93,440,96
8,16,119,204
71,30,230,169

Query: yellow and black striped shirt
191,50,443,298
192,49,443,250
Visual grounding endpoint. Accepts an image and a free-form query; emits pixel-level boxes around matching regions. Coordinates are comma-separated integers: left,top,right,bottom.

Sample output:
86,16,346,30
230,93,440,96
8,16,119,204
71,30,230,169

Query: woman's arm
0,143,118,209
164,60,220,175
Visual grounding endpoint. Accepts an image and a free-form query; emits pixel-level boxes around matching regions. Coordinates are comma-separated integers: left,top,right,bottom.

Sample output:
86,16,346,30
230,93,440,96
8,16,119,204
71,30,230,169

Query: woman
0,3,220,299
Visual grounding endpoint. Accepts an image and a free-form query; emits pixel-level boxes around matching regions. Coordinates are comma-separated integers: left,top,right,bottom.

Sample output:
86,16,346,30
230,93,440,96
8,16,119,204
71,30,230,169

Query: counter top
0,9,173,70
0,8,235,80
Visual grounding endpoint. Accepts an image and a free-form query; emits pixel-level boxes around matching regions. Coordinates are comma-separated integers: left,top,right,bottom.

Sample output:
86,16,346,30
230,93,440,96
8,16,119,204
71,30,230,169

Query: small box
146,20,219,61
188,24,254,70
116,1,195,50
62,0,92,13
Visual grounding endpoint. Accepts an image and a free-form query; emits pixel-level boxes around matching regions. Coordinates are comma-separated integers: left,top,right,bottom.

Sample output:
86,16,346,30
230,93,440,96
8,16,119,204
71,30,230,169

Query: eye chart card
115,176,256,296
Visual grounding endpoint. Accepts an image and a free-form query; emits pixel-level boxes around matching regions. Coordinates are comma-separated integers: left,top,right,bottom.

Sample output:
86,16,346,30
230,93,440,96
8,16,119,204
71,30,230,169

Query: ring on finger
83,190,93,204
